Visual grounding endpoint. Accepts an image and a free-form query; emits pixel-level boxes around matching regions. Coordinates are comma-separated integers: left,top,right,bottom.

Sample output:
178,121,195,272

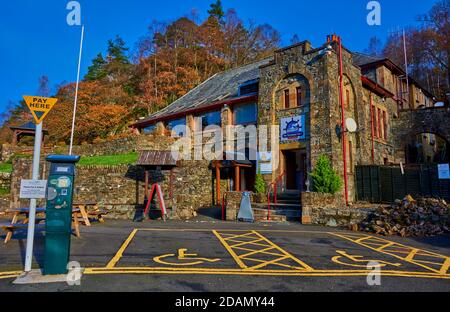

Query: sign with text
280,115,306,142
23,95,58,124
20,180,47,199
438,164,450,180
258,152,273,174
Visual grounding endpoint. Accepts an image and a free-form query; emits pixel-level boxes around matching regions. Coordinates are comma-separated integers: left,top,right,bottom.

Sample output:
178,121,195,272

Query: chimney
327,34,339,43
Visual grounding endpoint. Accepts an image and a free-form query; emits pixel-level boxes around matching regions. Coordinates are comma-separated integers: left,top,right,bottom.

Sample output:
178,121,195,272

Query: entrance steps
252,190,302,222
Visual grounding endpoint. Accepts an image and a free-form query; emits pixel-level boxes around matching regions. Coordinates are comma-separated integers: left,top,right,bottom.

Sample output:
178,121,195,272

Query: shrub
310,155,342,194
254,173,266,195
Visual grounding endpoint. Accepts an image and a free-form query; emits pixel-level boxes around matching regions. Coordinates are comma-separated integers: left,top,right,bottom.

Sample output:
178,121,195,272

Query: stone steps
252,206,302,222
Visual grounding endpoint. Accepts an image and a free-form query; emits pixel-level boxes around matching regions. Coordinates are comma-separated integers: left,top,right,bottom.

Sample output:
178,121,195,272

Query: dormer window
238,80,259,97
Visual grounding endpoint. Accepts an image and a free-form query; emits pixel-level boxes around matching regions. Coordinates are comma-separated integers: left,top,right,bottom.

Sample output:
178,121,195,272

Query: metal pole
24,122,43,272
69,25,85,155
337,36,349,206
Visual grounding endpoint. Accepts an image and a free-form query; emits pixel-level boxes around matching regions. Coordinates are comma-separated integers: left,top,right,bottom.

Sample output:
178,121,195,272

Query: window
372,105,378,138
234,103,257,125
239,81,259,96
142,124,156,134
284,90,290,109
377,108,382,139
197,111,221,129
382,110,387,140
348,140,353,173
346,89,350,109
166,118,187,137
296,87,302,107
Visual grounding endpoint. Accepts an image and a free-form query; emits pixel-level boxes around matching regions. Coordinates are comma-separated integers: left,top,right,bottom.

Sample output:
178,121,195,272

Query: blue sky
0,0,437,118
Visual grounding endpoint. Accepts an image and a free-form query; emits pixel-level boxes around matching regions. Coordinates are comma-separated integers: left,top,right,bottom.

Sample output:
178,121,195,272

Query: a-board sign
23,95,58,124
19,179,47,199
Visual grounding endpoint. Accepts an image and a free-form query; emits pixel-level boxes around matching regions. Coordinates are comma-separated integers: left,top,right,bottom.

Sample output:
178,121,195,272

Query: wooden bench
73,202,106,226
2,208,81,243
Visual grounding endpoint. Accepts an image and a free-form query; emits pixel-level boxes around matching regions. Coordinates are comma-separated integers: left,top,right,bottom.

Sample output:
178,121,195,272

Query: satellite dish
345,118,358,133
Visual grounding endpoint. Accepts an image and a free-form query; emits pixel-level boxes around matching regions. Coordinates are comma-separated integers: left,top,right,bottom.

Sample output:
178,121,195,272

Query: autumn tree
383,0,449,100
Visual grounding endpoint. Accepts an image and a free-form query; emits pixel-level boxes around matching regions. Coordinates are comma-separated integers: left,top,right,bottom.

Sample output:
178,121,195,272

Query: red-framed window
284,90,290,109
372,105,378,138
296,87,302,107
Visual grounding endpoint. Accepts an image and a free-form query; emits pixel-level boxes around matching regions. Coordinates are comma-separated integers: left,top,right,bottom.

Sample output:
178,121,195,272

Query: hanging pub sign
280,115,306,142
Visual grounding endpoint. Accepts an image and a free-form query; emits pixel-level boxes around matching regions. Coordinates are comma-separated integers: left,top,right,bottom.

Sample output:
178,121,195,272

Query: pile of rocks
358,195,449,237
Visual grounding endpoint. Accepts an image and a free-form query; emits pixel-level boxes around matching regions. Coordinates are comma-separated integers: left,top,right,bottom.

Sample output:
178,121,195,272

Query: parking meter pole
24,122,43,272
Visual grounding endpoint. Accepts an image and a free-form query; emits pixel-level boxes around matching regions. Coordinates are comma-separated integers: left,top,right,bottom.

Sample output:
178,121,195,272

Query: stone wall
0,172,11,190
392,107,450,161
224,192,254,221
301,192,374,226
0,134,175,162
9,154,214,220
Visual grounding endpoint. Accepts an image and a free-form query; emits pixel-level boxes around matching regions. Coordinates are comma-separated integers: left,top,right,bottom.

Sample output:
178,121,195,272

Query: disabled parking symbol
153,248,221,266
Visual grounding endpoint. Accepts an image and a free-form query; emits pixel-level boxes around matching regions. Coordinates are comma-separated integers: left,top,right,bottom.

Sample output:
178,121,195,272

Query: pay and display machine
43,155,80,275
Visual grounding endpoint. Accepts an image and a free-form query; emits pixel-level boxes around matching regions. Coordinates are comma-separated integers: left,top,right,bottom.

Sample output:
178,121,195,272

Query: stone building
132,35,441,210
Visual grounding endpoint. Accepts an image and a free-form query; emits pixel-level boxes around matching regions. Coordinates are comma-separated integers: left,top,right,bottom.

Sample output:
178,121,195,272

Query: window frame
284,89,290,109
233,102,258,126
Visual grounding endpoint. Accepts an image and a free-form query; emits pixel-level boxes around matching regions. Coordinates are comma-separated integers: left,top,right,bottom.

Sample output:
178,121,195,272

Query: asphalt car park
0,220,449,291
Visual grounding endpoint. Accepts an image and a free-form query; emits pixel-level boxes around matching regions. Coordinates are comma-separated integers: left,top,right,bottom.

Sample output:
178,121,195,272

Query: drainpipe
337,36,349,206
369,92,375,163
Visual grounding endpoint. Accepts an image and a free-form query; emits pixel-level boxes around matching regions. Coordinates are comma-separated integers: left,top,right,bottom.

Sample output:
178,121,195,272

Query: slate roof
135,57,272,126
136,150,178,167
352,52,385,67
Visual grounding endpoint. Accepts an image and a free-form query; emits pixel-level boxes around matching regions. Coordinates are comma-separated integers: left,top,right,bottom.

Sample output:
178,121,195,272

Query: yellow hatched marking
331,233,450,275
213,230,248,269
239,246,278,259
106,229,138,269
214,230,313,271
219,232,257,241
228,238,267,248
232,244,291,258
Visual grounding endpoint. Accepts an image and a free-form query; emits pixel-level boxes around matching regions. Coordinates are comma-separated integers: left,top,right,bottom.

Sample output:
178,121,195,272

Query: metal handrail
266,171,286,220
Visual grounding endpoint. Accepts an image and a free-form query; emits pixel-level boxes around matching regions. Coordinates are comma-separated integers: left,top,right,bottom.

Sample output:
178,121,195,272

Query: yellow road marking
83,267,450,279
153,248,220,266
0,271,21,279
214,230,314,271
331,250,402,268
330,233,450,275
106,228,138,269
213,230,248,269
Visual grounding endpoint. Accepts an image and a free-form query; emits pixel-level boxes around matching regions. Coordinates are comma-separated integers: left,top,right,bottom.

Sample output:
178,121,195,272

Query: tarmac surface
0,214,449,292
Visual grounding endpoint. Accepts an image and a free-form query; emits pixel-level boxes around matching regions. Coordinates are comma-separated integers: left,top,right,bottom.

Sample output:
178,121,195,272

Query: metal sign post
22,96,58,273
24,122,43,272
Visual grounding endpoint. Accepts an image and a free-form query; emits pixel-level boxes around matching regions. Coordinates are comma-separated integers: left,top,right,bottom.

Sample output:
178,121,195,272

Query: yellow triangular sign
23,95,58,124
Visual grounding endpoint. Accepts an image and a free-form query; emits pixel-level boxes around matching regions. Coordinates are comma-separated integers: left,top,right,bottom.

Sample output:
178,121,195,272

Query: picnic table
72,202,105,226
2,207,81,244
